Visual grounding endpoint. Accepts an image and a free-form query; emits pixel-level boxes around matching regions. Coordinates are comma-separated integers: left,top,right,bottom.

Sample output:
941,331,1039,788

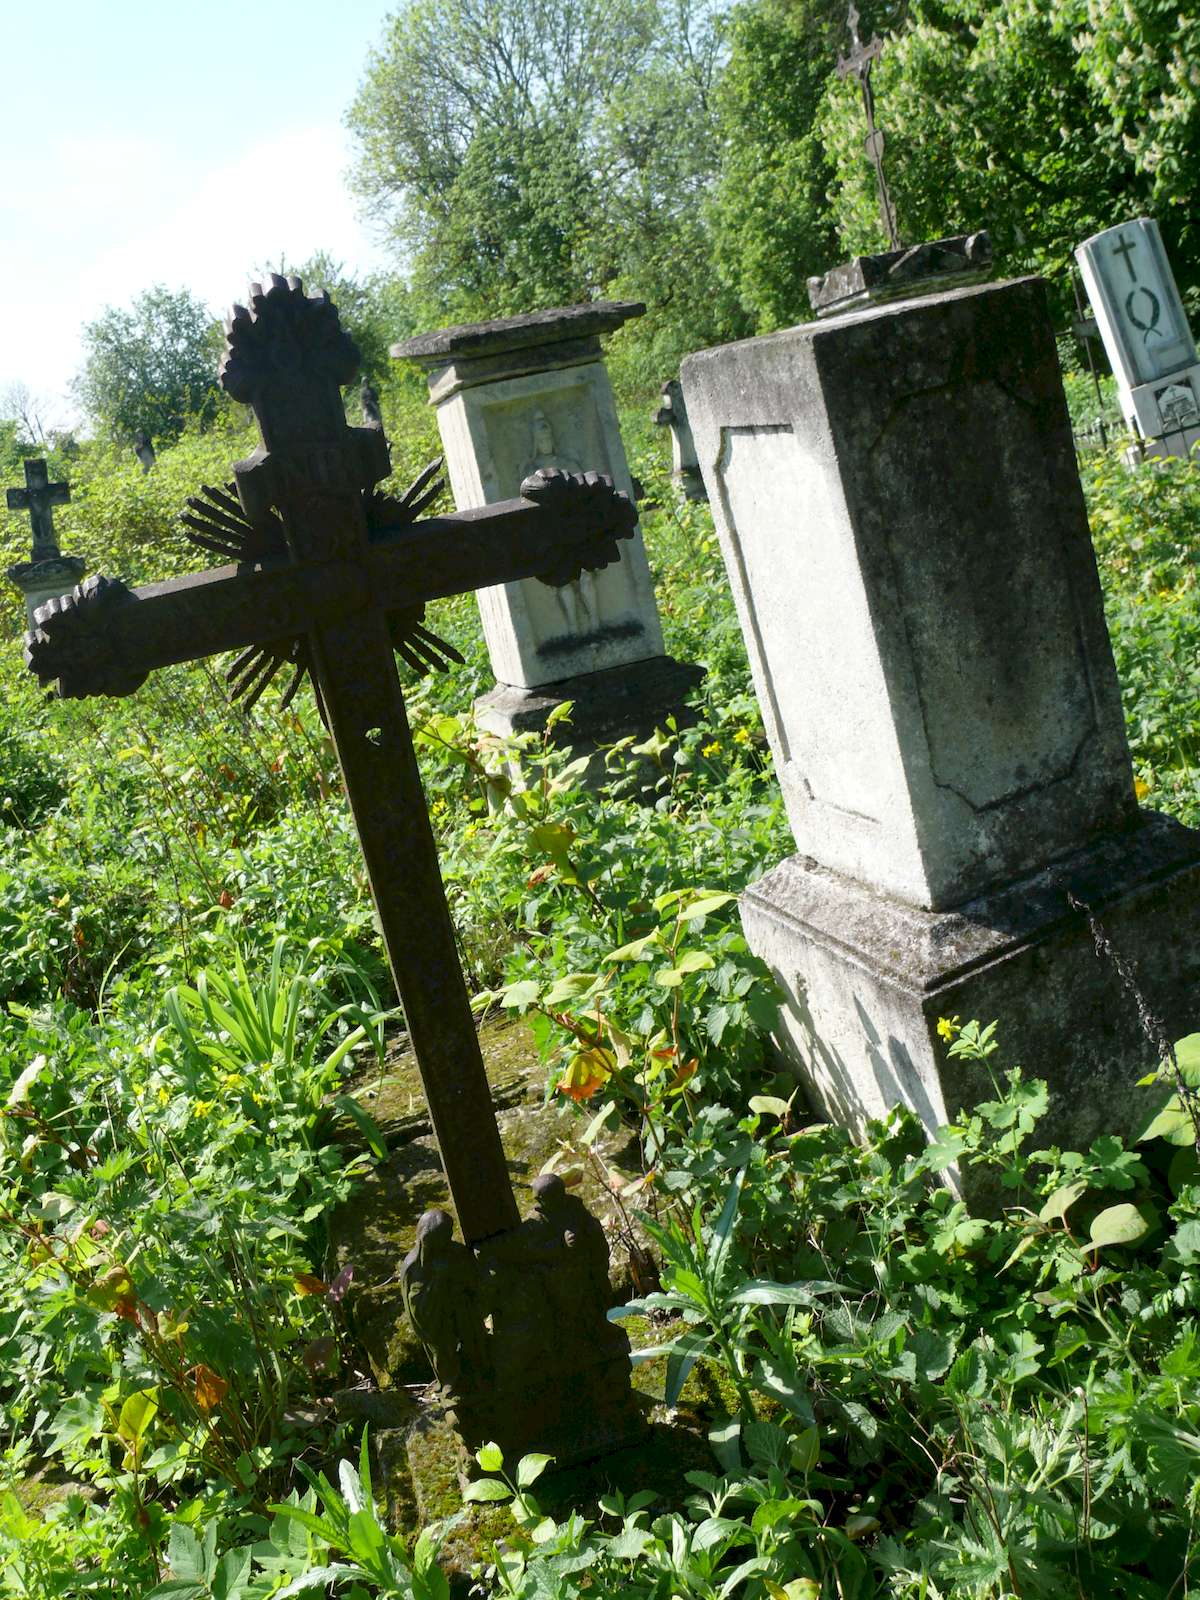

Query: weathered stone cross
7,459,70,560
24,278,632,1256
837,1,901,251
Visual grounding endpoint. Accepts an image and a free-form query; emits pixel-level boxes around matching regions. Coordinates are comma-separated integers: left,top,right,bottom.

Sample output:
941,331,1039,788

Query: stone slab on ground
741,810,1200,1170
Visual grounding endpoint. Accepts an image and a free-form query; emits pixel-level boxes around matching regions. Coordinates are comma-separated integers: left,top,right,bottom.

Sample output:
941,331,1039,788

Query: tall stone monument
1077,217,1200,461
682,276,1200,1159
5,460,86,626
392,303,702,749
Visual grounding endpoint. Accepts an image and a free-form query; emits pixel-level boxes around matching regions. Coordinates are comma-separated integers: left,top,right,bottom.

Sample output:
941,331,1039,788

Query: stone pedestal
393,303,701,747
1077,218,1200,462
682,276,1200,1153
8,555,86,627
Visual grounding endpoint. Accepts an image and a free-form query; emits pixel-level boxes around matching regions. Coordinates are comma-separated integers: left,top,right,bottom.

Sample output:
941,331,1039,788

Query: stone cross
7,459,69,560
6,459,85,626
837,1,900,251
24,275,645,1461
1076,217,1200,460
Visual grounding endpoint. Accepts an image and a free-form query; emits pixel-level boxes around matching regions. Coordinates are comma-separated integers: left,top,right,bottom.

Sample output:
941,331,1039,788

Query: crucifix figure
7,459,70,561
25,276,645,1463
837,2,901,251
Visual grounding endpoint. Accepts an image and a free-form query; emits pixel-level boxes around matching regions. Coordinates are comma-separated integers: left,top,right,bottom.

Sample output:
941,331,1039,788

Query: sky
1,0,398,431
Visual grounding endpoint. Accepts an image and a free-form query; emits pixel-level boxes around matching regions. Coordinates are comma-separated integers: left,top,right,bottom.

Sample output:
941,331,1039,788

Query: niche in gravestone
392,303,703,752
682,276,1200,1169
1077,217,1200,461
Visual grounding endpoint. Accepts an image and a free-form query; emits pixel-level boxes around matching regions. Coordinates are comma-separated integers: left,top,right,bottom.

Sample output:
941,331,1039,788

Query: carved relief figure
520,409,602,636
400,1208,489,1396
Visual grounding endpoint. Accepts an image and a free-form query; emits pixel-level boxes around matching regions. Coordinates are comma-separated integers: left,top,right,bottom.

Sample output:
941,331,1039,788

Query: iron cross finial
836,0,901,251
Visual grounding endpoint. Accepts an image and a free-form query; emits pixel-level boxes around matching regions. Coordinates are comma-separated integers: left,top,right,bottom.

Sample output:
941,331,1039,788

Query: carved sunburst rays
178,460,462,716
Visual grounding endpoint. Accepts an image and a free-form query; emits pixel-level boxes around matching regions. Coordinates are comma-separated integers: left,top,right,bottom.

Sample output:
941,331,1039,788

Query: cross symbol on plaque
24,277,636,1255
837,1,901,251
7,459,70,562
1112,233,1139,283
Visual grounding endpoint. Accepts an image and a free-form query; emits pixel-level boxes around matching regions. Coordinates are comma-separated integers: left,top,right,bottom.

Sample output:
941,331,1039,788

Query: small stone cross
837,2,901,251
7,459,70,561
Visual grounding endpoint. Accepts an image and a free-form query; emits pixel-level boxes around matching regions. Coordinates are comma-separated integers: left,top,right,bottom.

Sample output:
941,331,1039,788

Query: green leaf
516,1452,554,1488
117,1388,159,1448
673,949,715,974
1089,1202,1158,1249
730,1279,838,1306
475,1441,504,1472
463,1479,512,1504
499,979,541,1012
543,973,602,1006
1039,1181,1087,1222
604,932,660,963
1137,1094,1197,1147
6,1053,47,1107
748,1095,792,1118
333,1095,388,1160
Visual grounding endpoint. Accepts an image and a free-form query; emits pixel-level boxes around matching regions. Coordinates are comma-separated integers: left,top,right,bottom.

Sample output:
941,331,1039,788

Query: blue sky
2,0,398,428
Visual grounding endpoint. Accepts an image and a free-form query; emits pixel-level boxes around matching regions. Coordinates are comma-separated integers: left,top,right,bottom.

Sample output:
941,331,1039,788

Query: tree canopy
75,285,222,445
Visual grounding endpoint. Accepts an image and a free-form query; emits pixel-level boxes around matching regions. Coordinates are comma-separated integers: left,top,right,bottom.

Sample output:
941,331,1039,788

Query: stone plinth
393,303,701,747
742,813,1200,1162
8,555,86,627
682,276,1200,1156
1077,218,1200,462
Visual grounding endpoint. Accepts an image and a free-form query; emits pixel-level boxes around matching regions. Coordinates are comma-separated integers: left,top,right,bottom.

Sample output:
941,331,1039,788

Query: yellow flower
192,1099,214,1117
734,728,751,745
936,1016,961,1042
157,1086,170,1106
1135,775,1151,800
701,740,721,758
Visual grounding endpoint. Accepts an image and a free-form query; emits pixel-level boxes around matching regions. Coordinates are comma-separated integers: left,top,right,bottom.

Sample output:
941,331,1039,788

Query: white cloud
0,124,390,428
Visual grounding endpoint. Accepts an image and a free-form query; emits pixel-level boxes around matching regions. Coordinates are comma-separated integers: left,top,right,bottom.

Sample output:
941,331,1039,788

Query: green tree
75,285,222,445
346,0,733,351
708,0,848,331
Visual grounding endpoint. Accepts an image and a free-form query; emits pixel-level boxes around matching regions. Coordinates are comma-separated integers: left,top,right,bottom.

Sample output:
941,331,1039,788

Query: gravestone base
8,555,86,627
450,1350,649,1470
474,654,704,758
1125,362,1200,462
740,810,1200,1176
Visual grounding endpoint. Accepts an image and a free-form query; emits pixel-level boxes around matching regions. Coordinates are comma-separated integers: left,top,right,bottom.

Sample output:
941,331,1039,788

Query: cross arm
364,468,637,609
24,561,365,700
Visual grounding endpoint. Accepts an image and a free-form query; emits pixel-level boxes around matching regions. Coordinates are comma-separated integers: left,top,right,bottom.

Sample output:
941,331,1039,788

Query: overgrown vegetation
0,354,1197,1593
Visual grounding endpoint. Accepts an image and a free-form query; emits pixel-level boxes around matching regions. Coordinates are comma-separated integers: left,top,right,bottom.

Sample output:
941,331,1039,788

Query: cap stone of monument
392,301,703,752
1076,217,1200,461
682,274,1200,1176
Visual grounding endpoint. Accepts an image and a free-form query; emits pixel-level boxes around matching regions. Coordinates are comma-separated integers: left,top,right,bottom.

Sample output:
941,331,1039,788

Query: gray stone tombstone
392,303,702,749
1076,217,1200,461
682,276,1200,1165
654,379,706,502
5,459,86,626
